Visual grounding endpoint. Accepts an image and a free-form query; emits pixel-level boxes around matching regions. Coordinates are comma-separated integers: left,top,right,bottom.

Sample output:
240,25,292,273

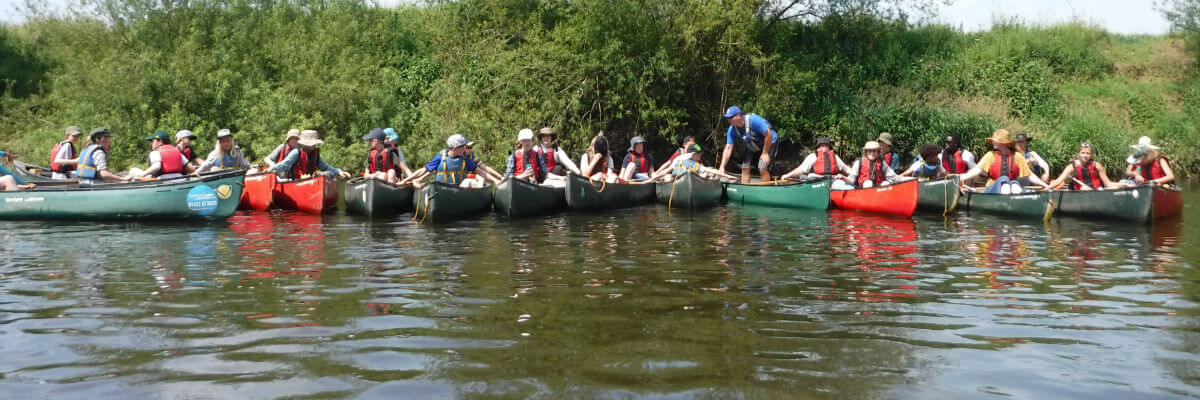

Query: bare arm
719,144,733,172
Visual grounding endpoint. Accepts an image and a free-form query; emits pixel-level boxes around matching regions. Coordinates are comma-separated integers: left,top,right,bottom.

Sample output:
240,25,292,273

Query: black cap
363,128,386,141
1013,133,1031,142
945,133,961,144
89,127,113,140
815,136,832,148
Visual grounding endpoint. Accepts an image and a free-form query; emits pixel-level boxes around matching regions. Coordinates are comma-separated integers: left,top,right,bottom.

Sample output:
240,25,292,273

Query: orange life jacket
987,151,1019,180
49,141,75,173
1071,160,1103,190
812,148,839,175
156,144,184,175
1136,156,1169,181
942,149,969,174
856,158,885,187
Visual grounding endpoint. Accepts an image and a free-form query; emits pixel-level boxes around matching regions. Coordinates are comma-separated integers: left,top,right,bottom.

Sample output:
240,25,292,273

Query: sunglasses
1080,142,1093,148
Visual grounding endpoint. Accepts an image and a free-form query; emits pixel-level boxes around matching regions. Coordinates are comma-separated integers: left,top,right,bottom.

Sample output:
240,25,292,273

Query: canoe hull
963,190,1052,219
344,178,415,218
1054,186,1154,223
494,178,565,218
273,175,338,214
829,179,919,218
724,179,831,209
564,173,654,211
656,172,722,210
0,170,245,220
917,177,961,213
412,181,493,223
1152,186,1184,219
239,173,276,211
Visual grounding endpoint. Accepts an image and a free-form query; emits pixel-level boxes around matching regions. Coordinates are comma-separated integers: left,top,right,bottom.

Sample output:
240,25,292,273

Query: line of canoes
0,160,1184,224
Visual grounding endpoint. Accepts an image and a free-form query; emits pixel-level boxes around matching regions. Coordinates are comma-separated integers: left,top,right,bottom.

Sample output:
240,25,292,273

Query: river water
0,189,1197,399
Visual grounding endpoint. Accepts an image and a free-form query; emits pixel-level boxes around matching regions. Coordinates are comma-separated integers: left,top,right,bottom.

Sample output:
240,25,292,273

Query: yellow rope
595,178,606,193
668,178,678,209
1043,197,1055,223
417,189,433,224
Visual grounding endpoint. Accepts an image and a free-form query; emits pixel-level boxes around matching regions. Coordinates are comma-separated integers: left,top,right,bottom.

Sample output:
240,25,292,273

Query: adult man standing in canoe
48,126,82,180
362,128,405,184
505,129,550,184
781,136,850,180
270,129,351,180
647,143,736,182
1047,142,1119,191
940,133,976,175
264,129,301,169
197,129,253,173
78,128,129,184
877,132,902,172
1122,136,1175,186
837,141,902,189
400,134,488,188
955,129,1051,194
129,130,195,180
718,106,777,183
619,136,655,181
534,127,581,176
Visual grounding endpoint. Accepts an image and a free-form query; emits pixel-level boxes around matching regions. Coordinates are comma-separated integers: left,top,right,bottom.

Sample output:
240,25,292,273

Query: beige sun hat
285,128,302,140
1130,136,1159,150
298,129,323,147
876,132,893,146
862,141,881,151
986,129,1014,145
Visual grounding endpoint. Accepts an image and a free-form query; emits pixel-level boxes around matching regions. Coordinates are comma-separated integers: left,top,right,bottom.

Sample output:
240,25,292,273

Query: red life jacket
1071,160,1103,190
856,158,885,186
883,152,894,166
627,151,651,174
942,150,969,174
987,151,1019,180
49,141,75,173
1137,156,1169,181
156,144,185,175
513,149,545,181
179,146,196,162
536,145,558,172
811,148,839,175
367,148,393,174
277,144,319,178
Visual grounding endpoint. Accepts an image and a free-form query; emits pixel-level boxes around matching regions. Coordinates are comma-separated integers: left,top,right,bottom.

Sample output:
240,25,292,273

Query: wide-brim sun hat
1127,144,1154,164
383,127,399,142
986,129,1013,145
286,129,302,140
517,128,535,142
876,132,893,146
1013,133,1032,143
65,126,81,136
862,141,881,151
298,129,323,147
1130,136,1159,150
538,127,556,138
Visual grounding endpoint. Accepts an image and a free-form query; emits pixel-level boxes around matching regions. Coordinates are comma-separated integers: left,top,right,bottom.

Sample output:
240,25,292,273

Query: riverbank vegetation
0,0,1197,175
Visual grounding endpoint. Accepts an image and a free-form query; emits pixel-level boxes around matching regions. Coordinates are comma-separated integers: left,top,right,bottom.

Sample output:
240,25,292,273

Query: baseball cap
176,129,196,140
145,130,170,142
216,129,233,138
722,106,742,119
364,128,386,141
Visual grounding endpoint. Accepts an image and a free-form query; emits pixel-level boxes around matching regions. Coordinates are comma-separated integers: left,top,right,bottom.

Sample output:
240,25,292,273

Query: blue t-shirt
724,114,777,147
424,152,478,173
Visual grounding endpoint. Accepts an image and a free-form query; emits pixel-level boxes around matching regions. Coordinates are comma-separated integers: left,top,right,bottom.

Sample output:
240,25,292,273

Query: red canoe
273,175,338,214
1152,185,1184,220
239,173,277,211
829,179,919,218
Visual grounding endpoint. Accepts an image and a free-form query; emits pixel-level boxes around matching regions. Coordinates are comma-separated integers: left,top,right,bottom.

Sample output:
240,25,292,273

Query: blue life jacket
913,155,940,179
216,147,244,169
434,150,468,184
78,144,104,180
673,159,701,177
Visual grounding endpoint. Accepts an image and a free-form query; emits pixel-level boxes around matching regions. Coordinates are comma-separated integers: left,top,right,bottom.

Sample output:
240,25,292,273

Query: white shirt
536,144,581,175
51,142,76,179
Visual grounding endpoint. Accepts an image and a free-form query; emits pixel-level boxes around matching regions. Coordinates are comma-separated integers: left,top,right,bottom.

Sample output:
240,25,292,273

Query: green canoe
1052,185,1175,224
412,181,494,223
656,172,723,210
962,190,1053,220
564,172,654,211
723,178,831,209
917,176,962,213
0,169,245,220
9,161,71,184
494,177,565,218
343,178,415,218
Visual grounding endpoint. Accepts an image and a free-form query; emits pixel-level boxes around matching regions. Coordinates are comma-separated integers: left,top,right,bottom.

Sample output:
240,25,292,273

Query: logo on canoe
215,184,234,199
186,185,220,216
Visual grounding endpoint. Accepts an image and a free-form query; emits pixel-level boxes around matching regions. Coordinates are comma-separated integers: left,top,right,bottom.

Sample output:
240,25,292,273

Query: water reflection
0,197,1196,398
